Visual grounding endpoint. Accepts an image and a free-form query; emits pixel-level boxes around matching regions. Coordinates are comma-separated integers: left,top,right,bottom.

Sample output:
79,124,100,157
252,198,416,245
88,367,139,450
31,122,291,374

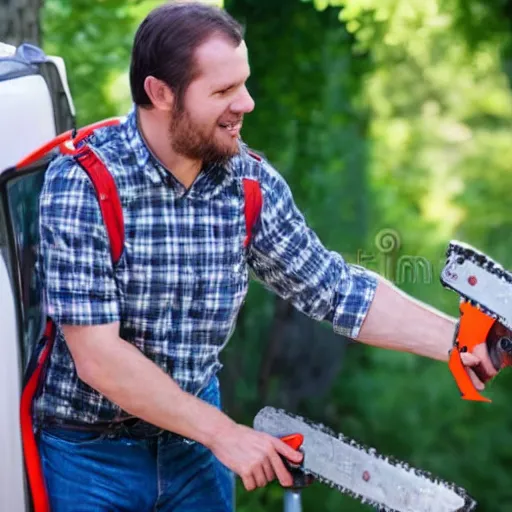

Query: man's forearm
67,325,234,447
356,274,457,362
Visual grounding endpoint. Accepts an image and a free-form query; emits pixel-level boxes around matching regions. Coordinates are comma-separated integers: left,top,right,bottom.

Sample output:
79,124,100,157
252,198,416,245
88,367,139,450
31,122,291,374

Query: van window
39,60,75,134
1,165,47,371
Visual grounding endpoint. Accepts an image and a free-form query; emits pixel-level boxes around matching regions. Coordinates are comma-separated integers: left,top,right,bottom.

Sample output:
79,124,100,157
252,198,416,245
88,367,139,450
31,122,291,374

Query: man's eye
217,87,232,95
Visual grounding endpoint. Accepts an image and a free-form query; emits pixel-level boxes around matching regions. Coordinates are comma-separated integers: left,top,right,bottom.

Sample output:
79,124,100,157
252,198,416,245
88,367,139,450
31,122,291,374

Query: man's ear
143,76,174,112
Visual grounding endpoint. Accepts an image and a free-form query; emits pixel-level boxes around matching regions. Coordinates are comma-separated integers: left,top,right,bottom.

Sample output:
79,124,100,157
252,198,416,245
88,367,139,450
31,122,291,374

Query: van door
0,162,48,511
0,226,27,512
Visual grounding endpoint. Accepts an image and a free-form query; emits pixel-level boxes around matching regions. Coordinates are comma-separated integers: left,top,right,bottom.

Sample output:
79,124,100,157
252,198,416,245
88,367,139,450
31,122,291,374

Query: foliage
41,0,135,125
39,0,512,510
298,1,512,511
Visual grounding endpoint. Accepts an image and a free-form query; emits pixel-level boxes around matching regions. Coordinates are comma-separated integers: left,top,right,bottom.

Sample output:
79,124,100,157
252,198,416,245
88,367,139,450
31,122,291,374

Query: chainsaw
254,406,476,512
440,240,512,402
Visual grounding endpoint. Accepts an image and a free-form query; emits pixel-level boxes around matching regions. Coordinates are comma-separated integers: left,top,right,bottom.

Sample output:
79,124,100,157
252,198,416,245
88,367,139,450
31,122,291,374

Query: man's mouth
218,120,242,136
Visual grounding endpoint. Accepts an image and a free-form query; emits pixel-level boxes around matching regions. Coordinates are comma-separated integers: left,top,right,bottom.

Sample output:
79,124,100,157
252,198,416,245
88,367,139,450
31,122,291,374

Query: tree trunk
0,0,42,47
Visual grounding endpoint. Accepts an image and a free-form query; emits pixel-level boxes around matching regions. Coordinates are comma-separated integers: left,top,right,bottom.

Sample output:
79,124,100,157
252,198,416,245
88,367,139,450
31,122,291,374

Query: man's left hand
460,344,498,391
460,320,512,390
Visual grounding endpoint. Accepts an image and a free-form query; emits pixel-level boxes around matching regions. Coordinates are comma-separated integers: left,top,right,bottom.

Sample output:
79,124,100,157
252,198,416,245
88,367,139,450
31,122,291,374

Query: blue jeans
37,378,234,511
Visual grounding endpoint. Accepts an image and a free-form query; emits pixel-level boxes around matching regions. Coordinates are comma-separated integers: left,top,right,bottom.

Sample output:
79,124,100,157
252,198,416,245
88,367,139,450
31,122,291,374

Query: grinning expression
168,36,255,165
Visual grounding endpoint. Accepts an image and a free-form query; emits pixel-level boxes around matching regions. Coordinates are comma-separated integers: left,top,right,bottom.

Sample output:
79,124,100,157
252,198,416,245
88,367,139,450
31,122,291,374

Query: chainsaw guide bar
254,406,476,512
441,240,512,331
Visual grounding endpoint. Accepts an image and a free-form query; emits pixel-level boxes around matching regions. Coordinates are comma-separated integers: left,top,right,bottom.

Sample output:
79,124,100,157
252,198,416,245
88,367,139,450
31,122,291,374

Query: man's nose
231,85,255,114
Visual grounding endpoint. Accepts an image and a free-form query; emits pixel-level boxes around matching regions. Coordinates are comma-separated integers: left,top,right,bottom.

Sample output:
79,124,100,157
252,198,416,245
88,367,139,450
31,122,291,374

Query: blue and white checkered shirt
33,108,378,426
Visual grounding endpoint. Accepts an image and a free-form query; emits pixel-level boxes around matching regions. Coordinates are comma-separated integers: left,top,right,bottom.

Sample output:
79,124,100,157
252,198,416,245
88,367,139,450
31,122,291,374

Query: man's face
169,36,255,165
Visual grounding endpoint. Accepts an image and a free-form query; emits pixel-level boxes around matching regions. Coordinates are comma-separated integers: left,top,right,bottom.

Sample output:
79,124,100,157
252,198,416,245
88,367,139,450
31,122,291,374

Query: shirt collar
122,106,165,186
122,105,240,197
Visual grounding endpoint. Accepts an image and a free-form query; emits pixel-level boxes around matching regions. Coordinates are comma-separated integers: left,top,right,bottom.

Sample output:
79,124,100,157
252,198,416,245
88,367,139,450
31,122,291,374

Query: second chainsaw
440,240,512,402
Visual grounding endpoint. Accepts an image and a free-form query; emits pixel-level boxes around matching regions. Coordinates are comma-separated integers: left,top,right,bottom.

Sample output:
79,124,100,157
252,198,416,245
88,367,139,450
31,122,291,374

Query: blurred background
3,0,512,510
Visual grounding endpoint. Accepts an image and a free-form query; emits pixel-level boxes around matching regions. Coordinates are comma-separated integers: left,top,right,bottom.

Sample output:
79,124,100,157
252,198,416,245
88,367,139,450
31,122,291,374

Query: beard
169,105,241,167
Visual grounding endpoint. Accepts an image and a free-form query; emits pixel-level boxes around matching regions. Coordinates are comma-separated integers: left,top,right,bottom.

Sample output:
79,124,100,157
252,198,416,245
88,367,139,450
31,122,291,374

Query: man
34,2,499,511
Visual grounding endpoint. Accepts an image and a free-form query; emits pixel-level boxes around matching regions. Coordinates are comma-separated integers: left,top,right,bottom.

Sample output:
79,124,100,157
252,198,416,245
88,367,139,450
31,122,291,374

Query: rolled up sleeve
247,160,377,339
38,157,120,326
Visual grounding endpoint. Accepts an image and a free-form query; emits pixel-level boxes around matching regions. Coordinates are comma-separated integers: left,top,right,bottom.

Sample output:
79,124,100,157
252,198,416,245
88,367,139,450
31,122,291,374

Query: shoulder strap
19,319,55,512
74,144,124,264
242,177,262,248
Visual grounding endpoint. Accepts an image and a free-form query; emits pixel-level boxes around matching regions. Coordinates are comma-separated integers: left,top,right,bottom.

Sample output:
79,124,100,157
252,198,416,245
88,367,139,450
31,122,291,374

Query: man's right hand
208,423,304,491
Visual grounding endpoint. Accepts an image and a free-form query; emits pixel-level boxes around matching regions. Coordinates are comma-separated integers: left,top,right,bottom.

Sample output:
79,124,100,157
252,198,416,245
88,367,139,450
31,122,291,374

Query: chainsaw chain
445,241,512,285
441,241,512,329
273,407,477,512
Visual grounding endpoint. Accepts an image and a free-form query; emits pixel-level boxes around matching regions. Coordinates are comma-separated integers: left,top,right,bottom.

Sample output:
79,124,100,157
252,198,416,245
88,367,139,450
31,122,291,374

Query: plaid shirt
33,108,378,426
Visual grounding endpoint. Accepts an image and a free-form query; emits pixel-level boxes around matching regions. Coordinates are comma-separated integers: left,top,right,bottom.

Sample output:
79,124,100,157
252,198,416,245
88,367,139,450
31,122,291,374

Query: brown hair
130,2,244,110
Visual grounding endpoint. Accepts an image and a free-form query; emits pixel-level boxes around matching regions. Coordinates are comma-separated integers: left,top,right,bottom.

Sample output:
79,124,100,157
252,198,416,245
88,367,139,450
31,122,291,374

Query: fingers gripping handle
280,434,313,489
449,349,491,403
449,301,495,402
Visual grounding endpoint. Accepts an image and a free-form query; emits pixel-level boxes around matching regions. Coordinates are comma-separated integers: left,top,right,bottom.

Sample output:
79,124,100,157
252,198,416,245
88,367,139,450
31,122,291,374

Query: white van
0,41,75,512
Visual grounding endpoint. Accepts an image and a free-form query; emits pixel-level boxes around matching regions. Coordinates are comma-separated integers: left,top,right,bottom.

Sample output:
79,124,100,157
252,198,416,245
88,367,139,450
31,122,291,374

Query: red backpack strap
242,177,262,247
20,319,55,512
74,144,124,264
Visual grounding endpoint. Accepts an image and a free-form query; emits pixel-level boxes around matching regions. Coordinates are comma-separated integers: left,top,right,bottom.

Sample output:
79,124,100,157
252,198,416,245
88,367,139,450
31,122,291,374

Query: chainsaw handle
281,433,304,451
449,347,491,403
449,301,496,402
279,434,313,489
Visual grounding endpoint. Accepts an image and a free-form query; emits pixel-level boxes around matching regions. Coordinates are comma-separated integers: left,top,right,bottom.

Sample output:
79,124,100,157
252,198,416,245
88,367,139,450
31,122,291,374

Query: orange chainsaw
441,240,512,402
